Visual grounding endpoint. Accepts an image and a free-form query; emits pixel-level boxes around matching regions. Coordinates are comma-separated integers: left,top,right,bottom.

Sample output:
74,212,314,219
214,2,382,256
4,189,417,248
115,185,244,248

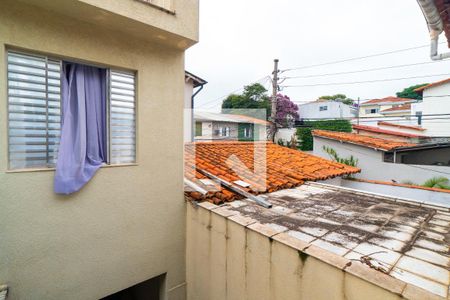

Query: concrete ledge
272,232,309,251
402,283,446,300
344,261,405,295
304,244,350,270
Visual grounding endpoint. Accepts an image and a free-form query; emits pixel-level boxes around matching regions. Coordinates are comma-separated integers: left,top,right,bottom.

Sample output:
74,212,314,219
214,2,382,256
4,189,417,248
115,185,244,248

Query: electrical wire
281,42,447,73
282,73,450,88
197,76,270,108
281,60,449,80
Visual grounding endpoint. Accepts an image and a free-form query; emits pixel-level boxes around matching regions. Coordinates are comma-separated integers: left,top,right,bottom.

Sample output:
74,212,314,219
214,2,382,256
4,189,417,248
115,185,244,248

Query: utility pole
270,59,279,142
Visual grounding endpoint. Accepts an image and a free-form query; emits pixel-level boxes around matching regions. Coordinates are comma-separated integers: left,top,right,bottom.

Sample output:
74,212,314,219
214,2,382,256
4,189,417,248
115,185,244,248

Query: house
414,78,450,137
184,142,450,299
193,111,270,141
352,124,430,144
359,97,416,118
299,100,356,120
312,130,450,184
0,0,198,299
184,71,207,142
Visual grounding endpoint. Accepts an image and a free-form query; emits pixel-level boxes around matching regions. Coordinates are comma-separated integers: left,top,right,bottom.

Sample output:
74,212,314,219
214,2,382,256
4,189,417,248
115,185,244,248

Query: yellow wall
0,1,196,299
186,202,444,300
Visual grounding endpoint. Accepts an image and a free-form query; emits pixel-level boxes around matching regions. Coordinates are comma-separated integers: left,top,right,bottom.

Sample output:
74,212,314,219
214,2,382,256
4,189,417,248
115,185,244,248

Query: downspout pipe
417,0,450,60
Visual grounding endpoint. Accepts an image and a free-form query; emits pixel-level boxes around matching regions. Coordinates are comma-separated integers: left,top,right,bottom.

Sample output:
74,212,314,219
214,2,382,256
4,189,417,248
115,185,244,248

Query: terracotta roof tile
380,103,411,113
313,129,416,151
414,77,450,92
184,142,360,204
377,121,426,131
352,125,427,138
361,97,415,105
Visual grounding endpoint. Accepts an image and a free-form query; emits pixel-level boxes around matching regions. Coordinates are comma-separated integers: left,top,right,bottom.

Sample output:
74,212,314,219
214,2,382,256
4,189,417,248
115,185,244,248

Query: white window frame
6,49,137,170
243,127,252,138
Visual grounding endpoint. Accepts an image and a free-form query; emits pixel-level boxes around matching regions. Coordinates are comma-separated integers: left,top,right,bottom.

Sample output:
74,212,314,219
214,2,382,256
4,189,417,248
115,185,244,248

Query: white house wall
299,101,354,120
421,83,450,137
313,137,450,184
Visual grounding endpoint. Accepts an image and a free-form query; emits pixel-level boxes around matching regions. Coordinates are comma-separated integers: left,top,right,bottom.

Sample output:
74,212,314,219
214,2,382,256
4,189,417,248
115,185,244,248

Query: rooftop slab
216,183,450,298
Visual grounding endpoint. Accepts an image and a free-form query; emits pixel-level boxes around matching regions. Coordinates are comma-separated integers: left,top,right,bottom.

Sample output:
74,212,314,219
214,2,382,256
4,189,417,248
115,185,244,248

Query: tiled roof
361,97,415,106
184,142,360,204
380,103,411,113
350,178,450,194
377,121,426,132
414,77,450,92
313,129,416,151
352,125,427,138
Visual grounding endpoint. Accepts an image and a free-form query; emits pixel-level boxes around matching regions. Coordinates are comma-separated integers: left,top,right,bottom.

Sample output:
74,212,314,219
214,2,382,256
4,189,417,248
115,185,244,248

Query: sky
185,0,450,111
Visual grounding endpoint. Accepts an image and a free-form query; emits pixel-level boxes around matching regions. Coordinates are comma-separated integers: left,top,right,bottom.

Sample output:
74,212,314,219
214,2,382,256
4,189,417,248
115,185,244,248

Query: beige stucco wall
0,1,196,299
186,202,442,300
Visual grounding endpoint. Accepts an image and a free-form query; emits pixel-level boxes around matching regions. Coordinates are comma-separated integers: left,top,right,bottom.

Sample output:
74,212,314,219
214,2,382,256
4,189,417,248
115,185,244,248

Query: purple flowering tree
275,93,299,128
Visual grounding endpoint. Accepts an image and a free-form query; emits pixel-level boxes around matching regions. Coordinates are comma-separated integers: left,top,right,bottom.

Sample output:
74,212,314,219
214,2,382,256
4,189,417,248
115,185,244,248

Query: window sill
5,163,138,174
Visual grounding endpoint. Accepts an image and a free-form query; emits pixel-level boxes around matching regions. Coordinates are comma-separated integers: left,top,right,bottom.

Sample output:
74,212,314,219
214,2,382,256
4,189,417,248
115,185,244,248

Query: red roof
380,103,411,113
414,77,450,92
184,142,359,204
313,130,416,151
377,121,425,132
352,124,427,138
350,178,450,194
361,97,415,105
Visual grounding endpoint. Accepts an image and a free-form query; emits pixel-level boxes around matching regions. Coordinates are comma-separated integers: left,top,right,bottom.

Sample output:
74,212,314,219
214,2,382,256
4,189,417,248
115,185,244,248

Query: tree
318,94,354,105
221,83,271,119
396,84,428,100
275,93,299,127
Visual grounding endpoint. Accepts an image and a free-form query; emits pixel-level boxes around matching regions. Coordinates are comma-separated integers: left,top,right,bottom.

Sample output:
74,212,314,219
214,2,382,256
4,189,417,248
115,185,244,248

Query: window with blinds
7,51,62,169
109,71,136,164
7,50,137,170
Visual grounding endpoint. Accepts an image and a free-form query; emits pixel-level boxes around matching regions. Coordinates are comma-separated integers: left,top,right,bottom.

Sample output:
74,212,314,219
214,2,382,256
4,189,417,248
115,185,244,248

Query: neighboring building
377,121,427,136
0,0,198,299
312,130,450,184
352,124,430,144
299,100,356,120
359,97,416,118
184,71,207,142
194,111,269,141
185,142,450,299
379,103,412,117
414,78,450,137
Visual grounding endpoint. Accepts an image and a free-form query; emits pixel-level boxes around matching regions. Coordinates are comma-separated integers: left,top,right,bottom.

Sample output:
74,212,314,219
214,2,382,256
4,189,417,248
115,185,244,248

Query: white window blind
109,71,136,164
7,51,61,169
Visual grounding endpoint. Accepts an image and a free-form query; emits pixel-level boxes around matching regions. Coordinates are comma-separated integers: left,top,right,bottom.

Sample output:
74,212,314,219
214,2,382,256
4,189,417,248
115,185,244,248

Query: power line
281,42,447,73
197,76,270,108
297,113,450,121
281,60,449,80
282,73,450,88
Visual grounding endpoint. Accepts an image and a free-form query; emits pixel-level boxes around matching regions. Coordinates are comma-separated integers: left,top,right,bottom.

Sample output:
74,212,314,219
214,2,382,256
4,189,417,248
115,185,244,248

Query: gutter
417,0,450,60
190,83,206,142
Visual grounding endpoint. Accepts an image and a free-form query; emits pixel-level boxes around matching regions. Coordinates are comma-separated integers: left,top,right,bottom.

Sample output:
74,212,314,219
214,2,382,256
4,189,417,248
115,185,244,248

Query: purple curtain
54,62,107,194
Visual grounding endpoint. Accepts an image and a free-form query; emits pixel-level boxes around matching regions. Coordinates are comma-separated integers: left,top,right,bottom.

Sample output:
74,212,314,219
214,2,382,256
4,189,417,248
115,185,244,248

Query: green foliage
318,94,354,105
395,83,428,100
221,83,271,119
323,146,359,167
422,176,450,190
401,177,450,190
296,120,352,151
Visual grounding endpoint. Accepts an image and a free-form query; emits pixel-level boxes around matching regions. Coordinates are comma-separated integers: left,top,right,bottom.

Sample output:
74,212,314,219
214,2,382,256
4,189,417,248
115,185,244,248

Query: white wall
421,83,450,137
313,136,450,184
299,101,355,120
338,180,450,208
184,80,194,142
275,128,296,144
